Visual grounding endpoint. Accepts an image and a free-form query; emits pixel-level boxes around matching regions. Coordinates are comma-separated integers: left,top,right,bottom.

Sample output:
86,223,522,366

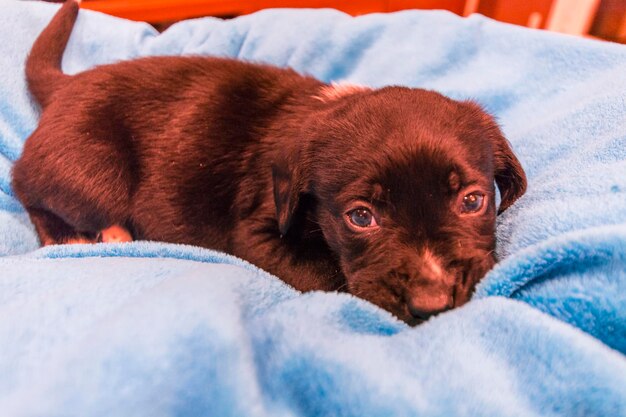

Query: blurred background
75,0,626,42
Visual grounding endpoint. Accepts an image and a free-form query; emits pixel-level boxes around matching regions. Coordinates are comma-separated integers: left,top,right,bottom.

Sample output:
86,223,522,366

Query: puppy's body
13,1,527,324
18,55,342,290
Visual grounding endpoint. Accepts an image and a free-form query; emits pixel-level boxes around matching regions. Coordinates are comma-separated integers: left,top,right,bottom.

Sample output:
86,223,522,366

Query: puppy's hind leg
26,207,98,246
12,122,137,246
26,207,133,246
98,224,133,243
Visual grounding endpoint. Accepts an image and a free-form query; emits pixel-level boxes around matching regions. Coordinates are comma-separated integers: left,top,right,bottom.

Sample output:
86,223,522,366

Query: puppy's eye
347,207,378,228
461,192,485,214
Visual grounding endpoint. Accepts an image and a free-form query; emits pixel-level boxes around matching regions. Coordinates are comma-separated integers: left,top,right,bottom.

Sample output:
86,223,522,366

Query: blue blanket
1,2,625,416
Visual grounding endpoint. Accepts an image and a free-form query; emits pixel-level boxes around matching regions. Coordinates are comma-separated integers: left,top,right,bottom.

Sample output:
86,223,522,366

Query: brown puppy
12,1,526,324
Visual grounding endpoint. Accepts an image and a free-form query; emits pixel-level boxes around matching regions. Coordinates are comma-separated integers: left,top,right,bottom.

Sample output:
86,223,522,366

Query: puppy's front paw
98,225,133,243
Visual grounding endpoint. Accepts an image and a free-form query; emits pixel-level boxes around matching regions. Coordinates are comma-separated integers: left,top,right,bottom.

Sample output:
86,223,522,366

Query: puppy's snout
406,293,453,320
404,249,455,320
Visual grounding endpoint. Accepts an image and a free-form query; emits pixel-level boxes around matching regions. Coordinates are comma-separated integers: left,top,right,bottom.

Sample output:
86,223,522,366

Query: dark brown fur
12,1,527,325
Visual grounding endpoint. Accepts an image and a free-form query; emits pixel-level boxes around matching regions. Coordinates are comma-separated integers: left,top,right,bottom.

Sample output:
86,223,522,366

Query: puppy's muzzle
404,252,456,320
406,292,453,320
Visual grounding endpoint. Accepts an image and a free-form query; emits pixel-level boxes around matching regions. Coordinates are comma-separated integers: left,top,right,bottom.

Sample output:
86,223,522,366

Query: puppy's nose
407,294,453,320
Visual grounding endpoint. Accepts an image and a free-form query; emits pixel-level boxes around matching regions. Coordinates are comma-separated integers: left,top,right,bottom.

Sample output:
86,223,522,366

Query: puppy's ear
271,152,308,236
493,133,527,214
464,101,527,214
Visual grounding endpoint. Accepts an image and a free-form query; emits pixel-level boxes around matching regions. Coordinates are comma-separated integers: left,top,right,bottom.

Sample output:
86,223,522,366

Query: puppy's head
273,86,526,325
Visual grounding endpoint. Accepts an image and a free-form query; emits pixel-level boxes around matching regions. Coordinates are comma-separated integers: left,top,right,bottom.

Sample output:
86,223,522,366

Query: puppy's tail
26,0,80,108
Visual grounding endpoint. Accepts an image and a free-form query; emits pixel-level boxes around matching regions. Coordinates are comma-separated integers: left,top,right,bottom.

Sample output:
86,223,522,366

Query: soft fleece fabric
0,2,625,416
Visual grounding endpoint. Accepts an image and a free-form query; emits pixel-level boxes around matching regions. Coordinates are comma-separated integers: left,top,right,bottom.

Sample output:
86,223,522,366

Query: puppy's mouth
346,264,491,326
398,293,453,326
398,305,426,327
